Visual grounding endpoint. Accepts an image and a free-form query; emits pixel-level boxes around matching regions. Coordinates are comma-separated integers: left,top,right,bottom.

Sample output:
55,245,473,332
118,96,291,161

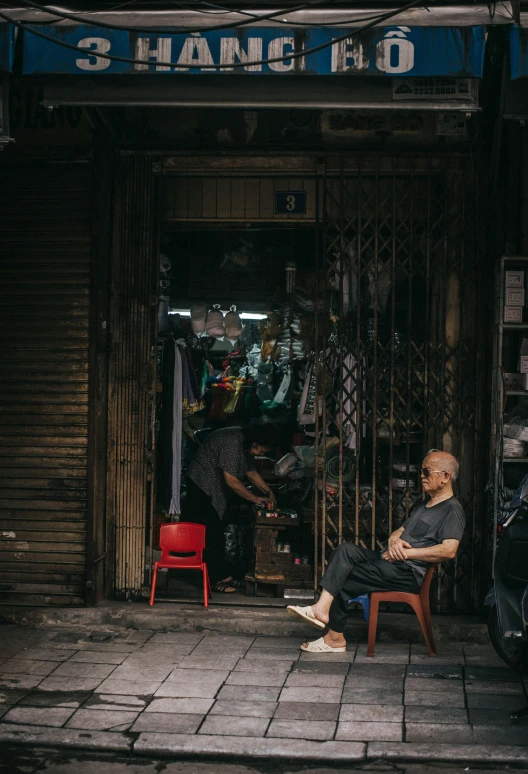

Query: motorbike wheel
487,606,522,672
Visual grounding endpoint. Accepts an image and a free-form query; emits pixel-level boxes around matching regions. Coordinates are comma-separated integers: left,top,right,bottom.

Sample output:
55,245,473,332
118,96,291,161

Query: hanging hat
205,304,225,339
190,301,208,335
224,305,243,339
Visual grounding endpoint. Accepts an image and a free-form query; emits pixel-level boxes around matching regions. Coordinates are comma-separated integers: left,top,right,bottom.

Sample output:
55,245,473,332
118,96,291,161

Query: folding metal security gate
314,155,486,613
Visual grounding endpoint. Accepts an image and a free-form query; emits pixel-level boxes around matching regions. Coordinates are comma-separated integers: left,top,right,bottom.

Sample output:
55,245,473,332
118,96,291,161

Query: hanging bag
190,301,208,335
224,305,243,339
205,304,225,338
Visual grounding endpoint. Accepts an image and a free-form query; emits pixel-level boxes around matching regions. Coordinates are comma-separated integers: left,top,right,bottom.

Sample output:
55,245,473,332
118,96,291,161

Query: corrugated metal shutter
0,161,91,606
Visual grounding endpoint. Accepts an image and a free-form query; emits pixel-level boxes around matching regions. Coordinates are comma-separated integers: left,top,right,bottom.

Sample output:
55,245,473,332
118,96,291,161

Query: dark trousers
321,543,421,633
181,478,233,584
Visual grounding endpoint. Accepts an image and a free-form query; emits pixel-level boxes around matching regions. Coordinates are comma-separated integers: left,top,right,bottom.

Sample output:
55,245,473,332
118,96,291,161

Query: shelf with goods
492,256,528,562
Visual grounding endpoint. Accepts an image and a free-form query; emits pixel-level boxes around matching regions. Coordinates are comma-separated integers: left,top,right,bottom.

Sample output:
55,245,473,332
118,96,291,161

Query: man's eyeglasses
421,467,448,478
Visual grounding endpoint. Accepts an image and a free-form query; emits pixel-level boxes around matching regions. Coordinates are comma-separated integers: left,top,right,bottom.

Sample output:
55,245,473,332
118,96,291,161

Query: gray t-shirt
399,496,465,581
188,427,255,519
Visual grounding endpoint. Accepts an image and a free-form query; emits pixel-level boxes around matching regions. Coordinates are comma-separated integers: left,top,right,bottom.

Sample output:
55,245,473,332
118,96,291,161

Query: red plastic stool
367,563,438,657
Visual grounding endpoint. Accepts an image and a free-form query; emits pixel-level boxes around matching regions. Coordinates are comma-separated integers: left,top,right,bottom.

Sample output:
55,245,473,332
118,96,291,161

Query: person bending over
287,451,464,653
182,422,278,593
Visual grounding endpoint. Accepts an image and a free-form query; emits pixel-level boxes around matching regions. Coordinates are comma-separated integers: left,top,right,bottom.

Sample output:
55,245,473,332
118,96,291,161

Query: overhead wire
2,0,355,35
192,0,402,27
0,0,425,70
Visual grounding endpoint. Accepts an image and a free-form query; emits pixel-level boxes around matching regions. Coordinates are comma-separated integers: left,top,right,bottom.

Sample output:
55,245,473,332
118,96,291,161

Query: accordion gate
314,156,486,613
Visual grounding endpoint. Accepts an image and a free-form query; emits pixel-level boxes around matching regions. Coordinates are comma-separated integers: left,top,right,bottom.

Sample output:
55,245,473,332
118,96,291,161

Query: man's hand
387,536,412,561
265,490,277,505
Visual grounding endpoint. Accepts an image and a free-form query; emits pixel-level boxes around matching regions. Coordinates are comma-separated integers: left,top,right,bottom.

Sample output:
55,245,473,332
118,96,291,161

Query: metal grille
315,156,484,613
106,154,160,600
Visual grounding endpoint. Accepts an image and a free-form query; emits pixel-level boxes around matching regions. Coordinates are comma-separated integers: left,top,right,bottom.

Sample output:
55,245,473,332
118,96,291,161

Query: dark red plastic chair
367,563,438,657
149,522,212,608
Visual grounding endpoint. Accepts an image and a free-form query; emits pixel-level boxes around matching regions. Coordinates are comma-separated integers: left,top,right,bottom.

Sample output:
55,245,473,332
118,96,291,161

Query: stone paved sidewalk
0,623,527,762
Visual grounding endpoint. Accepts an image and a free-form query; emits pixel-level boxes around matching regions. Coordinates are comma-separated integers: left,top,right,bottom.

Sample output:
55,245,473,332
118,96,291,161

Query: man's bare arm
387,526,409,561
382,538,459,563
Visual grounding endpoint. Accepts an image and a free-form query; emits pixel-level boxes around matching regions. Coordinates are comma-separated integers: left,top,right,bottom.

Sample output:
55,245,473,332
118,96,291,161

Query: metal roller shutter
0,161,91,606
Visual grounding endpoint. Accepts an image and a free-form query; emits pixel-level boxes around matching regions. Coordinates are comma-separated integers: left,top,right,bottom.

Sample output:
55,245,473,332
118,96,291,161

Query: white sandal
300,637,346,653
286,605,326,630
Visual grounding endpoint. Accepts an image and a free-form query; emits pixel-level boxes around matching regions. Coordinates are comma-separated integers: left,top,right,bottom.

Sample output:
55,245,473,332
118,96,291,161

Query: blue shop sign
0,23,15,72
22,24,487,77
510,27,528,80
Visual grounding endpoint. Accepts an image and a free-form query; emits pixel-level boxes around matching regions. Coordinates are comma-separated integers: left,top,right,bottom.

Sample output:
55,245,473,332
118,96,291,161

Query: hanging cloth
169,343,183,517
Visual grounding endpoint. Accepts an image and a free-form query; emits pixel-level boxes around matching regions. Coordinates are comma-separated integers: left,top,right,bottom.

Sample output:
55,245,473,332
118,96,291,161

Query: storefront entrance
104,151,486,613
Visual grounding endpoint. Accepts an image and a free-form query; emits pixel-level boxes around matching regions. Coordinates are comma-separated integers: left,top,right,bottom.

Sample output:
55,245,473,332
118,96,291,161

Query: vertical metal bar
371,158,380,550
405,157,415,518
338,159,345,546
313,161,322,588
355,160,362,544
388,158,397,536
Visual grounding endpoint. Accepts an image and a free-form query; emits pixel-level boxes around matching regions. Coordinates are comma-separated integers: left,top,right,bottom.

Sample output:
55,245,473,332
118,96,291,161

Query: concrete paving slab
178,656,240,670
0,660,57,676
130,712,204,733
83,694,149,712
253,637,302,649
245,649,300,661
225,672,286,687
406,664,462,679
337,721,403,742
299,651,356,663
404,691,465,707
273,702,340,721
412,643,464,655
292,661,349,675
339,704,403,722
0,722,132,751
2,706,75,727
405,677,464,693
341,688,402,705
284,672,345,688
472,724,528,745
37,677,105,692
146,633,205,646
0,675,43,690
266,719,336,740
405,722,474,743
68,652,127,665
66,709,139,731
466,693,527,710
465,665,519,682
348,663,406,677
146,698,214,714
234,658,291,673
464,656,507,667
0,688,29,706
199,715,269,737
404,706,468,724
465,680,523,694
109,665,174,681
94,679,162,696
15,649,72,662
468,708,513,725
50,662,117,679
345,676,404,690
164,668,229,685
218,685,281,702
409,655,466,665
199,636,255,648
18,690,91,708
154,682,225,699
133,732,366,761
209,700,277,718
367,741,528,764
279,686,343,704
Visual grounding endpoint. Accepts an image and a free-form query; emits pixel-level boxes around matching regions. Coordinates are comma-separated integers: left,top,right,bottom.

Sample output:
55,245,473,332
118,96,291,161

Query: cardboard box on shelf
506,288,526,306
505,306,523,323
506,271,525,288
504,373,525,390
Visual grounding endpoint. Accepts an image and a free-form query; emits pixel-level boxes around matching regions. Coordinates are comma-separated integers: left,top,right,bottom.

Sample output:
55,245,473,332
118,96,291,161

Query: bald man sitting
287,451,465,653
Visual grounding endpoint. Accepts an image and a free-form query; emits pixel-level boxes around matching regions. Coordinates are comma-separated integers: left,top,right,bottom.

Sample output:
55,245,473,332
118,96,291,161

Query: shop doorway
105,153,486,613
